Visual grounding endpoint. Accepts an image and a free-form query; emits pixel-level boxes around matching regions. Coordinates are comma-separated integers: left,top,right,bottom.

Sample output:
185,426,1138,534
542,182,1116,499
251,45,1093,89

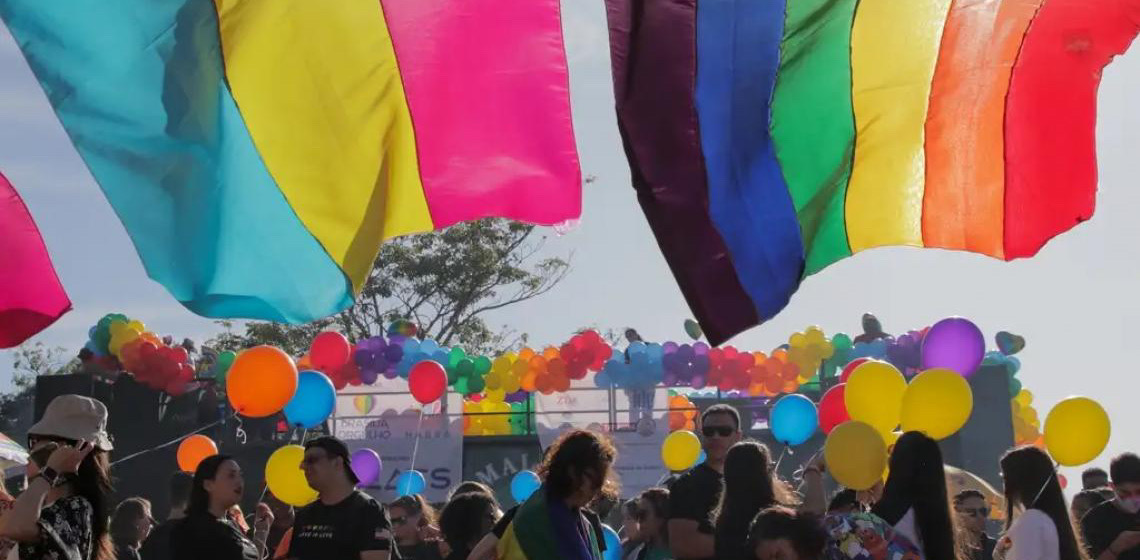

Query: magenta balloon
351,448,382,487
921,317,985,377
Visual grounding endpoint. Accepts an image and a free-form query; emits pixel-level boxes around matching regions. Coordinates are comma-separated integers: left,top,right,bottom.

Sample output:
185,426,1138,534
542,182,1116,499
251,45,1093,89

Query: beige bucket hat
28,394,113,451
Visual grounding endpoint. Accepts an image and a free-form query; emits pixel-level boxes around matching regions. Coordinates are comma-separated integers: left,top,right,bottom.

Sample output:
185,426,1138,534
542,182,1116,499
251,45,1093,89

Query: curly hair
537,429,620,502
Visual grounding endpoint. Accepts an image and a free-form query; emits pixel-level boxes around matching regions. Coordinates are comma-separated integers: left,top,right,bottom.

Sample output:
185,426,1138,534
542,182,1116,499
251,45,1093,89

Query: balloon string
110,412,237,467
1029,461,1061,509
409,407,425,476
774,445,790,473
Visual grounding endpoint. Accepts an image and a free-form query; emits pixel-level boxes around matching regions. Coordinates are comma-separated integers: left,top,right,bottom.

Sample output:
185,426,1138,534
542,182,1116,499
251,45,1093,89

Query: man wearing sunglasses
953,490,995,560
668,404,742,560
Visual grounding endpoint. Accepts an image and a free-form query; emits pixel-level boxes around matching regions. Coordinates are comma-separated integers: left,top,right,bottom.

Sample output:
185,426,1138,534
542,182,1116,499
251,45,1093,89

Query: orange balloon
227,346,298,417
177,435,218,473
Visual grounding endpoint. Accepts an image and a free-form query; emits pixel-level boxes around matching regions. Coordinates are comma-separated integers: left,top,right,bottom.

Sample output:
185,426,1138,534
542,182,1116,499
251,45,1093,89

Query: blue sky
2,0,1139,482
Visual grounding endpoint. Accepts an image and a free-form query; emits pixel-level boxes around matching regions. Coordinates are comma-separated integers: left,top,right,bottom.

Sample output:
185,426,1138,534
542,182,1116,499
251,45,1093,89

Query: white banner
534,386,669,497
333,384,463,503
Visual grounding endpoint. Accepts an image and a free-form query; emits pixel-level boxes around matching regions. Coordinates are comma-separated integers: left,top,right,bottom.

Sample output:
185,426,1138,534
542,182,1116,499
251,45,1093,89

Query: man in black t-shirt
667,404,741,560
1083,453,1140,560
288,436,398,560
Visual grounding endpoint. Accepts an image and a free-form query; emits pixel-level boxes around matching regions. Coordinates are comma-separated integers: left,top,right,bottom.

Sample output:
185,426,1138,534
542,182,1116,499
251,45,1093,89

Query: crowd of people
0,395,1136,560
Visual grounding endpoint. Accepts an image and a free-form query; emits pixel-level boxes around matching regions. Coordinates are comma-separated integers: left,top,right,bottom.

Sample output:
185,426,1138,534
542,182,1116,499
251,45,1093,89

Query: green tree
209,219,569,356
0,343,77,444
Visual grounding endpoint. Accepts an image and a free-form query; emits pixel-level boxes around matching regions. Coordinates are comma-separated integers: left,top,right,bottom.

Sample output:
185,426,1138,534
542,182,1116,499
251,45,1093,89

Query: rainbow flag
0,0,580,324
606,0,1140,344
497,489,603,560
0,174,70,348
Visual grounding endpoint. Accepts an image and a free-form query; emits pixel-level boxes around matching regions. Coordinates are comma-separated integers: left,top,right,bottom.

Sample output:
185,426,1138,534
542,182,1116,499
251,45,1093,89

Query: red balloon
409,361,447,405
839,358,871,383
1058,474,1068,490
818,384,850,434
311,332,351,372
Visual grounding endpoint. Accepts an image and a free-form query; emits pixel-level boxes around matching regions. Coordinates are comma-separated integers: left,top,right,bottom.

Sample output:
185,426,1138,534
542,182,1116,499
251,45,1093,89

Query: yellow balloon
900,369,974,439
824,421,887,490
661,430,701,471
266,445,317,507
1045,397,1110,466
845,361,906,436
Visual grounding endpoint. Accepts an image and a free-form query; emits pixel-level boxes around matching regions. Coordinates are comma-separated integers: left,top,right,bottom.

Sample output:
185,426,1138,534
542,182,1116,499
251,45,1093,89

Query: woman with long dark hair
389,494,443,560
999,446,1087,560
713,441,798,560
0,394,114,560
110,497,153,560
171,454,273,560
870,431,960,560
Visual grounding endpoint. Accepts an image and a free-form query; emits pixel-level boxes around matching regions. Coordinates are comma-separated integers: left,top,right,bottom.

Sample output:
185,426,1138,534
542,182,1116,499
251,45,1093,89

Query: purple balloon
351,449,382,487
922,317,985,377
384,345,404,364
693,342,710,356
663,341,679,354
360,369,379,385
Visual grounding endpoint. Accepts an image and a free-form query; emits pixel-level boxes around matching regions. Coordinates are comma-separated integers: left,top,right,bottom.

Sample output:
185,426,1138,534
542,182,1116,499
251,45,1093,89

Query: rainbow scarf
606,0,1140,344
497,490,603,560
0,0,579,325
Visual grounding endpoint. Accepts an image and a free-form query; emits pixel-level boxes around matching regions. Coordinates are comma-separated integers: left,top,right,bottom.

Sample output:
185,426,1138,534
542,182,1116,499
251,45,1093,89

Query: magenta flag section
380,0,582,228
0,174,71,348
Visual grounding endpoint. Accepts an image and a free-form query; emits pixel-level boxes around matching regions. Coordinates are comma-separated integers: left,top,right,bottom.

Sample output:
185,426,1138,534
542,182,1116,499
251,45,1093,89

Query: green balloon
454,377,469,395
446,368,460,386
467,376,485,394
448,347,466,367
457,359,475,377
831,333,853,350
214,351,237,380
474,356,493,376
1009,377,1023,397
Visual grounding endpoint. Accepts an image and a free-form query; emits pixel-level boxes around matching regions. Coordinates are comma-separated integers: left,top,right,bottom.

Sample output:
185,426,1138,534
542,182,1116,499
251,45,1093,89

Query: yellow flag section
213,0,433,291
846,0,953,251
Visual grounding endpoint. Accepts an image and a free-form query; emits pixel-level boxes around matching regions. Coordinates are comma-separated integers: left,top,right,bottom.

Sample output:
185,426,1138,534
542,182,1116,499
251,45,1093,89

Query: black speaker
939,365,1015,488
33,374,114,425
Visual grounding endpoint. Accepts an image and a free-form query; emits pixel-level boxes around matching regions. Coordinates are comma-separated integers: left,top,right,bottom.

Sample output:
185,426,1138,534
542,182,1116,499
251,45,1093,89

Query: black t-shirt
289,490,397,560
1083,501,1140,560
397,541,443,560
141,519,177,560
171,514,260,560
668,463,723,534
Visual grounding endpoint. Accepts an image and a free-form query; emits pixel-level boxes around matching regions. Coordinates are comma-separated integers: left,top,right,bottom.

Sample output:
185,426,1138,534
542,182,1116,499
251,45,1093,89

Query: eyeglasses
957,507,990,518
702,426,735,438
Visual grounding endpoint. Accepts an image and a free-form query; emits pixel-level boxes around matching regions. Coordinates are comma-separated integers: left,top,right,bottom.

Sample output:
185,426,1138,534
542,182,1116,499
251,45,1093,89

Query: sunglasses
958,507,989,518
702,426,735,438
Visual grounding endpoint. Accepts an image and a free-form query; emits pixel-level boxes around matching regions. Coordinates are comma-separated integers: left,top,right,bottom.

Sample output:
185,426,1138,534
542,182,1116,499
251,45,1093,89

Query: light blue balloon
770,394,819,446
602,525,621,560
695,449,707,466
510,470,541,503
283,371,336,429
395,470,426,496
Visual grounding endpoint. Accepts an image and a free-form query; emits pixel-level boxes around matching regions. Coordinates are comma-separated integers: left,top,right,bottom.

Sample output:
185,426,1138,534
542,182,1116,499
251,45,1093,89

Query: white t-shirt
894,508,922,550
1005,509,1060,560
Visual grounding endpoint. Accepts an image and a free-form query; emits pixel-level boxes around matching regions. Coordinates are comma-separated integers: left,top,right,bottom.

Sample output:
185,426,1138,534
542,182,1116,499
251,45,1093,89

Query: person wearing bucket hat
285,436,396,560
0,394,113,560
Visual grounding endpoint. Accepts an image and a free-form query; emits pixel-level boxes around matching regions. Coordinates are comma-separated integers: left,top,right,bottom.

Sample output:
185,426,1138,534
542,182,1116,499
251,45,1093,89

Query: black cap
304,436,359,485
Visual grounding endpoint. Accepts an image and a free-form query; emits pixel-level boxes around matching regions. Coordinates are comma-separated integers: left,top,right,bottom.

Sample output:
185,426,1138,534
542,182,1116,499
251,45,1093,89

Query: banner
462,436,543,508
333,385,463,503
535,386,669,497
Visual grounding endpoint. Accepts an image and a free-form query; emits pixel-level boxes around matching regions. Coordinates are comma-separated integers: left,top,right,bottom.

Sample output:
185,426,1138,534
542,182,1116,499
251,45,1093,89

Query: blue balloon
770,394,819,446
283,371,336,429
695,449,707,466
602,525,621,560
395,470,426,496
510,470,541,503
